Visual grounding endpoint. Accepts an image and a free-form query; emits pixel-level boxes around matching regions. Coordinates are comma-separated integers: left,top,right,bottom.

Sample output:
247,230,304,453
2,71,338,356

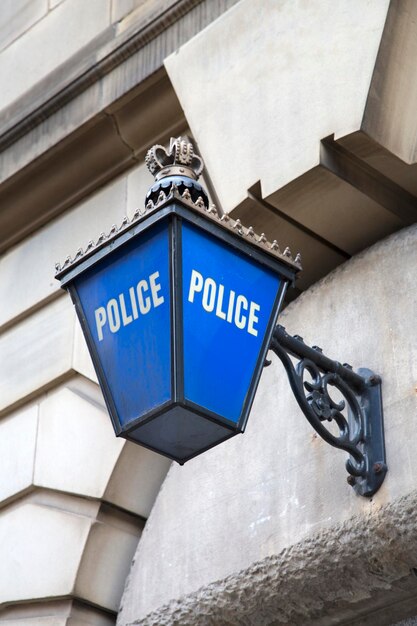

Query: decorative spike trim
157,191,166,204
119,216,130,231
56,186,302,276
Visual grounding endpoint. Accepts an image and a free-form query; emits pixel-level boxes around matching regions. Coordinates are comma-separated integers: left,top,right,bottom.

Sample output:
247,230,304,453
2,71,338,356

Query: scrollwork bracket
269,325,387,497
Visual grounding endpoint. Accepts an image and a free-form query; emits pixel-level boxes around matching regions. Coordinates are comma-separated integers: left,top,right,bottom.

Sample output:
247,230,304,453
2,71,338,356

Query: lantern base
122,405,238,464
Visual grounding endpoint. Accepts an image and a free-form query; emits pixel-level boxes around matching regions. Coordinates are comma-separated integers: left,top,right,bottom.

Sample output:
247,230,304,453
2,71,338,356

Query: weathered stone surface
117,224,417,625
0,0,48,53
119,490,417,625
0,0,110,112
165,0,390,213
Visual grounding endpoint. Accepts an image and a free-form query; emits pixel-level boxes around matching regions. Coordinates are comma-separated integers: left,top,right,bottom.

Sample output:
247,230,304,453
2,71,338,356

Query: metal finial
145,136,204,181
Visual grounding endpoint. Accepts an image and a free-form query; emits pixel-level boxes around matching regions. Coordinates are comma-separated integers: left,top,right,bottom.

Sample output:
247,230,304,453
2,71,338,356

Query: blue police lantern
55,137,301,464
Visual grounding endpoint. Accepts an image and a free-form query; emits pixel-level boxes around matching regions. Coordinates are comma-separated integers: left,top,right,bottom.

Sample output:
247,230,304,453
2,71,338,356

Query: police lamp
55,137,299,464
56,137,386,497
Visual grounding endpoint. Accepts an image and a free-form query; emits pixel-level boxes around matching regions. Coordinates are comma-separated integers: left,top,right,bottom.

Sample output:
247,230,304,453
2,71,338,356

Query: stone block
34,387,124,499
104,442,171,518
0,493,142,613
165,0,390,213
363,0,417,164
0,0,110,113
0,501,91,605
0,0,48,53
0,404,38,505
0,297,74,415
0,376,170,516
0,177,127,332
75,506,143,611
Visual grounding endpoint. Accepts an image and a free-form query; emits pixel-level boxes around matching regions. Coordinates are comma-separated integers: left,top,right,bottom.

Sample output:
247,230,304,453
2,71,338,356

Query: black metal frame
270,325,387,497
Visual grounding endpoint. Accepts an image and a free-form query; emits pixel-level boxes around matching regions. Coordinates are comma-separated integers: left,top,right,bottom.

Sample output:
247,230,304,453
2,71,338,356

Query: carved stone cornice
0,0,205,154
0,0,240,254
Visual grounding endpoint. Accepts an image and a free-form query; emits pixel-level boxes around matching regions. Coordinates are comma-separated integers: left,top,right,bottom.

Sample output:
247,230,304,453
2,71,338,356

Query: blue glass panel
182,222,281,423
74,222,171,428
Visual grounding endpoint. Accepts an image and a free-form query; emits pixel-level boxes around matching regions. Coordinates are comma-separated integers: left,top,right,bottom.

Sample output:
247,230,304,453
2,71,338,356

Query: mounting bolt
368,374,381,386
347,475,356,486
373,462,384,474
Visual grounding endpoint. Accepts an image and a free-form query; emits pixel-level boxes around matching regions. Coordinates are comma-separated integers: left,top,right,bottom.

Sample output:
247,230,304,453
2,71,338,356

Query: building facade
1,1,417,624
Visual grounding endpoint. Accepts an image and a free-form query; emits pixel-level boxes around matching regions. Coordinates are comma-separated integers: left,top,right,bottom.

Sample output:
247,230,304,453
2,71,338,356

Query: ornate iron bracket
269,325,387,497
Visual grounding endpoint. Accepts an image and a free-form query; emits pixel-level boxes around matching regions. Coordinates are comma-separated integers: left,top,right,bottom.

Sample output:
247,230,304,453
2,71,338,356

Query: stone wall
0,160,170,625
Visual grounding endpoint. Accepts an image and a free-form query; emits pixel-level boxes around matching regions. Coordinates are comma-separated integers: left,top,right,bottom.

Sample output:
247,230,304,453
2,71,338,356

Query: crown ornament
145,136,204,181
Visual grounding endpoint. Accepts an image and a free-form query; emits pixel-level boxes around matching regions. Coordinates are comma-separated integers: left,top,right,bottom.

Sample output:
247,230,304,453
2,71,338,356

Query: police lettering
188,269,260,336
94,270,164,341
